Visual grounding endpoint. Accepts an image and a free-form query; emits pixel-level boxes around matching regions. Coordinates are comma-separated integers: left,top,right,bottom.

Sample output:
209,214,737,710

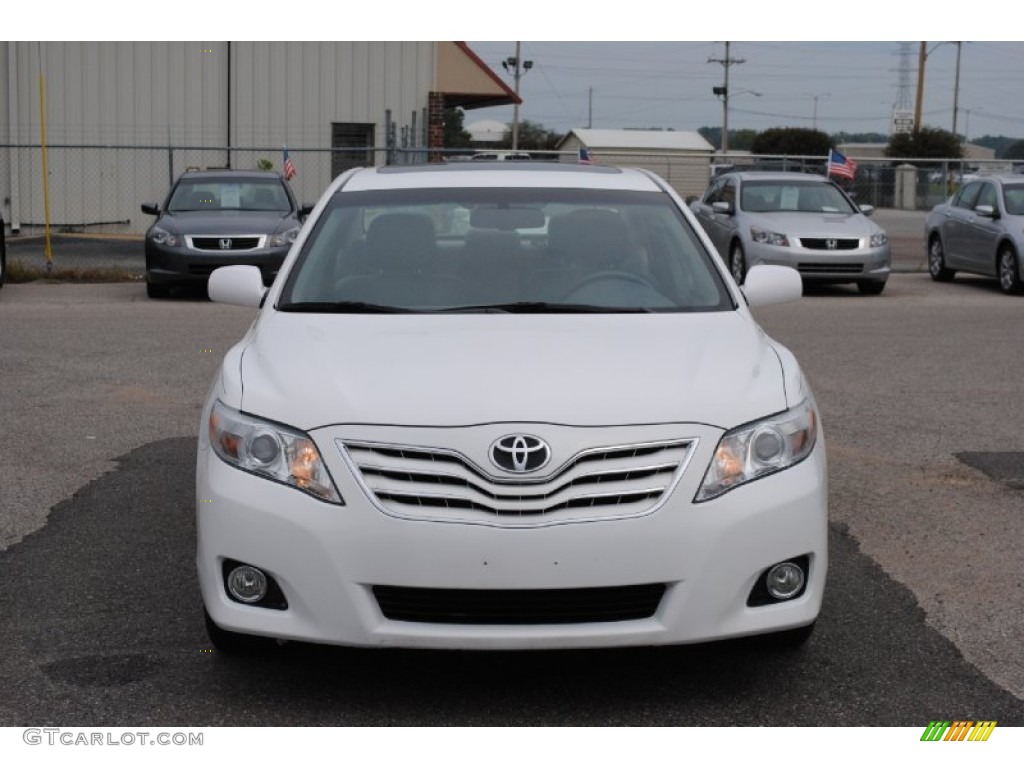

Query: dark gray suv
141,170,311,298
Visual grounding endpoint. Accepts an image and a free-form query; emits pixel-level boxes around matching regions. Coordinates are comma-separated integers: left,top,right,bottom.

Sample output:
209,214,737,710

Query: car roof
730,171,832,183
340,163,664,192
178,169,285,181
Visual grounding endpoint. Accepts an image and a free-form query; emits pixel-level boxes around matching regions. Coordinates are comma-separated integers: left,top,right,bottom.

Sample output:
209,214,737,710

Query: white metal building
558,129,715,199
0,41,517,234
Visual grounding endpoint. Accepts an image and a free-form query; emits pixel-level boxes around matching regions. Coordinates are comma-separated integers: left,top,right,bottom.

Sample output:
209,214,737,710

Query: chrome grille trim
338,437,697,527
184,234,267,252
798,237,861,250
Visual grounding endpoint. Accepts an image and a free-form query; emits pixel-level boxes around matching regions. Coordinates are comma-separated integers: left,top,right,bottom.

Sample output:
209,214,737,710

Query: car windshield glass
168,180,291,212
1003,185,1024,215
278,188,731,313
741,180,858,214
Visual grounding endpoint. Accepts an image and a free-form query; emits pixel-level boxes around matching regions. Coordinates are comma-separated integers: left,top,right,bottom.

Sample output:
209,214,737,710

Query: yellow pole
39,71,53,268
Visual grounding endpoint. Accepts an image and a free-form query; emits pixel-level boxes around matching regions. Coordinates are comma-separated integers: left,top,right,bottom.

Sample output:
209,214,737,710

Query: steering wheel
561,270,658,300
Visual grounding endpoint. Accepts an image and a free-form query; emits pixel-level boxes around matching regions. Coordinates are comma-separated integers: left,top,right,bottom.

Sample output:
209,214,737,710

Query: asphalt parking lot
0,272,1022,726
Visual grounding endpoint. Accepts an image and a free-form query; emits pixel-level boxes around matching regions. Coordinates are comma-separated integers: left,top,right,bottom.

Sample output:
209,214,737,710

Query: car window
279,188,732,313
740,180,857,214
168,180,291,212
953,182,982,210
975,183,998,210
703,178,726,204
1003,185,1024,216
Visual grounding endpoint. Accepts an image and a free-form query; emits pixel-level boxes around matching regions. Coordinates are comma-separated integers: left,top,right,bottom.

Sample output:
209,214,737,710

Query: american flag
827,148,856,180
578,147,595,165
283,147,297,181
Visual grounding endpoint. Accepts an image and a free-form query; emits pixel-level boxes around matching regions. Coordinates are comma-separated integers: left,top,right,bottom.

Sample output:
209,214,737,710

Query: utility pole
709,42,745,154
951,42,962,140
502,43,533,151
914,41,927,132
588,87,593,129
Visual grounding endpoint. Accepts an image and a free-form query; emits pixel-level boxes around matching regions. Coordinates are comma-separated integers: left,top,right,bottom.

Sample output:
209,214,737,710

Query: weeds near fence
6,259,142,284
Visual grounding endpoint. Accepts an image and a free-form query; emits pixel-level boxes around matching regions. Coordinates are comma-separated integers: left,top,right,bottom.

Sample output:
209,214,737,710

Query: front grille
799,238,860,250
340,438,694,525
189,236,263,251
797,262,864,274
373,583,666,624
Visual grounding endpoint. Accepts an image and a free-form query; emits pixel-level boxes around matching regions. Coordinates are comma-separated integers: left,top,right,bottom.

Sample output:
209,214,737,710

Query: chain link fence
2,144,1019,237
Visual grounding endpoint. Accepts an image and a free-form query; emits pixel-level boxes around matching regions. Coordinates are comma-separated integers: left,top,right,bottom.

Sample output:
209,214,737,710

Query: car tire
204,608,274,655
729,241,747,285
857,279,886,296
928,236,954,282
146,280,171,299
758,621,816,649
997,246,1023,295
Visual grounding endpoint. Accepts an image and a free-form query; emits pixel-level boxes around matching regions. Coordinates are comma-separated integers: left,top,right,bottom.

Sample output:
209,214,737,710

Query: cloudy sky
464,41,1024,141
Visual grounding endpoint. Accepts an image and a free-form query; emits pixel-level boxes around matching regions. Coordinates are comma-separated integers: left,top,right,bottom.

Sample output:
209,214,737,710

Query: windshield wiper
436,302,654,314
277,301,415,313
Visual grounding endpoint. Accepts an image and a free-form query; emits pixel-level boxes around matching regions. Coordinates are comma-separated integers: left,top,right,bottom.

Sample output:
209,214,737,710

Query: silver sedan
691,172,891,295
925,175,1024,295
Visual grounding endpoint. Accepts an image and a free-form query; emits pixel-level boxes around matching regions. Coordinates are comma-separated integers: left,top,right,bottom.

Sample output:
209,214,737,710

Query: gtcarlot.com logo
23,728,203,747
920,720,997,742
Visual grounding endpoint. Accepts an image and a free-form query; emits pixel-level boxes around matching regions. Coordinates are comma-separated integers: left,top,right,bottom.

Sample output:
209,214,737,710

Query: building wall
1,41,437,233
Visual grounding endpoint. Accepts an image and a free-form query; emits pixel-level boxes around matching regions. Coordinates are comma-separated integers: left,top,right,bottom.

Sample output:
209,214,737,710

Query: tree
999,139,1024,160
443,108,473,148
499,120,564,151
886,127,962,160
750,127,831,157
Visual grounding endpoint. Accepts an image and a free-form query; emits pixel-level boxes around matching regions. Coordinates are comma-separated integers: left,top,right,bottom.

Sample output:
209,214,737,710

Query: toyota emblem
219,238,233,250
489,434,551,474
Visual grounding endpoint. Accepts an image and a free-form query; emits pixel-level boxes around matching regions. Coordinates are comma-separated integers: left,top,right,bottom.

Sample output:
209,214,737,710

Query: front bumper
145,242,288,286
747,240,891,283
196,419,828,650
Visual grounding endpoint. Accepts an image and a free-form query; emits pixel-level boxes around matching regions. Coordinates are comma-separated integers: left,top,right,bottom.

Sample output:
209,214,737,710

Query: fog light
227,565,268,603
766,562,805,600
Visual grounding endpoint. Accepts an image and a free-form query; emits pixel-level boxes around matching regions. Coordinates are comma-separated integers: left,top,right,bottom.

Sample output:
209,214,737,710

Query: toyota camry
197,162,828,653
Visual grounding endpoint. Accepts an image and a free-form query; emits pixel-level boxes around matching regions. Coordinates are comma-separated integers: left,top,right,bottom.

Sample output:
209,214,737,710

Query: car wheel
857,279,886,296
204,608,274,655
928,236,954,282
758,621,816,649
997,246,1023,295
729,241,747,285
146,280,171,299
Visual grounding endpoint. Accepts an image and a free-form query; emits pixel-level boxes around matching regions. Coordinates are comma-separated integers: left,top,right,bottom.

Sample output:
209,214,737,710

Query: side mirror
299,203,315,218
742,265,802,308
141,203,160,215
975,204,998,219
859,204,875,216
712,201,734,215
208,265,266,308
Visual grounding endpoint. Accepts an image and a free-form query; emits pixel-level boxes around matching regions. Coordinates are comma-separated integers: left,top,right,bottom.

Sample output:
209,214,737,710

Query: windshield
741,180,858,214
277,188,731,313
168,179,291,212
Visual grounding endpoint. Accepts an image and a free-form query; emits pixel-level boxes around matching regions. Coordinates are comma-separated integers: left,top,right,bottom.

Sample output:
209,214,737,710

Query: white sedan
197,162,828,653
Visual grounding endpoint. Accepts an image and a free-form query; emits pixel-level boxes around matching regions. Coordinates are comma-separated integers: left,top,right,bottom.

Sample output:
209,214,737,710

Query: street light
711,86,760,154
502,43,533,151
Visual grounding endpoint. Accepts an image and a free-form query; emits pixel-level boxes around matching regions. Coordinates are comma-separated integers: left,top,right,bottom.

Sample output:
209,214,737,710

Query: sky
464,41,1024,141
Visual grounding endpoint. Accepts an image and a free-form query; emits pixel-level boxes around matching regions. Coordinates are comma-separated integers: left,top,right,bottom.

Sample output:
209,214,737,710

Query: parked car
197,162,827,654
925,176,1024,294
691,171,891,295
140,169,311,298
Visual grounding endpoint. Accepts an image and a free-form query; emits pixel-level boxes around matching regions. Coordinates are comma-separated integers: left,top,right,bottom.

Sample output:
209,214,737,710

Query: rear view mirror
141,203,160,215
742,265,802,308
711,201,734,215
470,206,545,231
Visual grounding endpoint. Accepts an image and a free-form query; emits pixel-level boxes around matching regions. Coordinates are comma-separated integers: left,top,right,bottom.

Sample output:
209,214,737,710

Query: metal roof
559,129,714,152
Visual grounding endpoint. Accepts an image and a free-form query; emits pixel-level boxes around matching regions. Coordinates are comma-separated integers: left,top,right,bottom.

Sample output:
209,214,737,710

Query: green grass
5,259,143,284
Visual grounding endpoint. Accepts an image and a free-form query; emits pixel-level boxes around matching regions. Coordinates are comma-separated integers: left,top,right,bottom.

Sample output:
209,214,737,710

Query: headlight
695,399,818,502
208,400,343,504
750,227,790,246
270,227,300,247
870,232,888,247
150,226,180,247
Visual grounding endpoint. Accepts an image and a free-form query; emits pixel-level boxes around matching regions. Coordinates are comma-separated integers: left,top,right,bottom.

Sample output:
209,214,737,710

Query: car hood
159,210,294,235
235,312,789,430
743,211,881,237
